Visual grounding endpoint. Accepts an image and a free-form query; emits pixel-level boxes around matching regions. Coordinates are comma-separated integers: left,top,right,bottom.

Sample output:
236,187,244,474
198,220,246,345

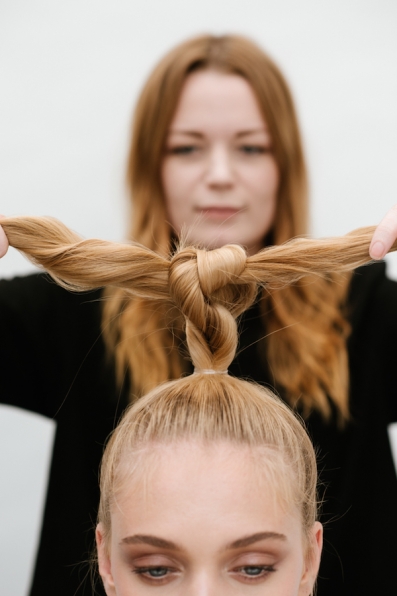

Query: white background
0,1,396,594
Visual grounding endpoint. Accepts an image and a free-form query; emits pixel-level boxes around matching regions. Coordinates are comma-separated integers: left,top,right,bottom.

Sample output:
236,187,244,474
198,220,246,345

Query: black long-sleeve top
1,263,396,596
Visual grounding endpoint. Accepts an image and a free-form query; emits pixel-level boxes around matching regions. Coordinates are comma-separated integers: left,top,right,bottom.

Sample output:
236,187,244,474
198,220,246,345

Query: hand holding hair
2,216,397,294
2,215,397,376
370,204,397,259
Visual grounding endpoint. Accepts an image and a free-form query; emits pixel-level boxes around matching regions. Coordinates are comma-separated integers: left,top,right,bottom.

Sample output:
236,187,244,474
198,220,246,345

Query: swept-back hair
3,216,395,567
101,33,352,418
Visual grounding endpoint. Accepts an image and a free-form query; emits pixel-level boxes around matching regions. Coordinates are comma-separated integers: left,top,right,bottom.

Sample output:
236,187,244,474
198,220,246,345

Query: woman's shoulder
348,261,397,327
0,271,102,316
0,271,104,349
0,270,96,297
348,261,397,422
0,272,109,415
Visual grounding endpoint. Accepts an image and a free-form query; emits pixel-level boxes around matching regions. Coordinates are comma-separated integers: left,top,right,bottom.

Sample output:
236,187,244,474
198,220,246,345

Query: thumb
0,215,9,258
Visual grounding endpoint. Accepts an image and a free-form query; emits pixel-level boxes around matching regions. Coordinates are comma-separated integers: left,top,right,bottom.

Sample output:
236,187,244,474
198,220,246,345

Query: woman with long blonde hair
1,34,397,596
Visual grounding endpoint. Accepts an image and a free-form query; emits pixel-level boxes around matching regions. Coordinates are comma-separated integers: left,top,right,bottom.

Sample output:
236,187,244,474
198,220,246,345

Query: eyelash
132,566,176,582
233,564,276,580
168,145,197,155
240,145,269,154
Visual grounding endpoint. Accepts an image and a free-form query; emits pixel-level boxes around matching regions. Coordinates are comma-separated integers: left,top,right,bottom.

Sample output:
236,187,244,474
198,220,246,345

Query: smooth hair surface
101,33,352,418
2,217,385,302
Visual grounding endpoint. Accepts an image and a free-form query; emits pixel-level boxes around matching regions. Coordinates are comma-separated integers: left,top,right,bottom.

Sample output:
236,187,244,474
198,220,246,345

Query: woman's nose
187,572,219,596
205,146,234,188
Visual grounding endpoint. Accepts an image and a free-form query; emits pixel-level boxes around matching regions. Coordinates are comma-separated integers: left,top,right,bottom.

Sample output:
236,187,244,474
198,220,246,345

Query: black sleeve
0,273,104,418
348,262,397,423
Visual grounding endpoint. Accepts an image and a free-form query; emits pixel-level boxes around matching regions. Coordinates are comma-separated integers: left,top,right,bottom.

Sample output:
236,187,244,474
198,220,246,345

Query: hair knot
196,244,247,296
168,245,257,371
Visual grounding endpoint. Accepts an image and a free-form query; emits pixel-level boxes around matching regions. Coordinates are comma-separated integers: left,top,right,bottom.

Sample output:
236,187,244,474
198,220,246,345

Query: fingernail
370,241,385,260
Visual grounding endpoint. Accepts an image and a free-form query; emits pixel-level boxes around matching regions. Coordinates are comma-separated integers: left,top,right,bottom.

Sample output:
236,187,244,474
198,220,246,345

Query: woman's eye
133,565,170,579
244,565,273,575
169,145,198,155
239,145,269,154
147,567,168,578
233,564,276,580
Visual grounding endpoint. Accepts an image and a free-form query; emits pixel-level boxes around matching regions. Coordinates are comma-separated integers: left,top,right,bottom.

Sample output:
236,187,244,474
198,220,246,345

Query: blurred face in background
161,70,279,255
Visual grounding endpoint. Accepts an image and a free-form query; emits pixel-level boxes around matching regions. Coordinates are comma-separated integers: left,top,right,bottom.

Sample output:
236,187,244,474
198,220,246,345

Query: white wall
1,1,396,594
1,0,397,278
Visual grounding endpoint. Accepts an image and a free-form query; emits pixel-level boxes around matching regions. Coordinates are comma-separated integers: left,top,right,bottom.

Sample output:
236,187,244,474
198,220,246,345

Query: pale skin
96,441,322,596
0,219,8,257
161,70,279,255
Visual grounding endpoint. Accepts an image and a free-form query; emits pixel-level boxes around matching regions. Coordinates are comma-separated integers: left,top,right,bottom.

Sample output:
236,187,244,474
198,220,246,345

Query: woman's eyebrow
120,531,286,550
235,128,269,138
120,534,181,550
226,531,287,549
167,130,203,138
167,129,268,138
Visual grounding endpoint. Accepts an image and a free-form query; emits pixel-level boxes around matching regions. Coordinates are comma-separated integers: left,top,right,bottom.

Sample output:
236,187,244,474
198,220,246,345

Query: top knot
169,245,257,372
196,244,247,296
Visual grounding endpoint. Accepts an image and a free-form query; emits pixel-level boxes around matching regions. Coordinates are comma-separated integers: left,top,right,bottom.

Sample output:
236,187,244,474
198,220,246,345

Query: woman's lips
197,207,241,220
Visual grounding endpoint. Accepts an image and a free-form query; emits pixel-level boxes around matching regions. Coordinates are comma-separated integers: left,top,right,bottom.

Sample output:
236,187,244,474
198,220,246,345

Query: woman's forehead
114,440,296,515
109,441,302,552
168,70,267,133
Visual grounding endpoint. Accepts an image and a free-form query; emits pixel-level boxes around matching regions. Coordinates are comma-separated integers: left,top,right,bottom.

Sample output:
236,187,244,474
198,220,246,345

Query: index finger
369,205,397,260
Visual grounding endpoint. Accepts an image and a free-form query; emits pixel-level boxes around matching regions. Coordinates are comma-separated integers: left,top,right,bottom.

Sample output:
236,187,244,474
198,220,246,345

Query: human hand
0,216,9,257
369,205,397,260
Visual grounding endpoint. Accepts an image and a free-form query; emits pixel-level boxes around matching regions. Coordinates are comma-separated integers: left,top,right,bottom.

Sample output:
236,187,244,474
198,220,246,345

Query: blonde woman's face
161,70,279,256
97,441,322,596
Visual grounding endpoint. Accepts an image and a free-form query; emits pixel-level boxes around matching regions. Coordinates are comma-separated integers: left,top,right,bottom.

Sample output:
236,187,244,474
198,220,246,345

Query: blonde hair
3,217,396,553
101,33,352,419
